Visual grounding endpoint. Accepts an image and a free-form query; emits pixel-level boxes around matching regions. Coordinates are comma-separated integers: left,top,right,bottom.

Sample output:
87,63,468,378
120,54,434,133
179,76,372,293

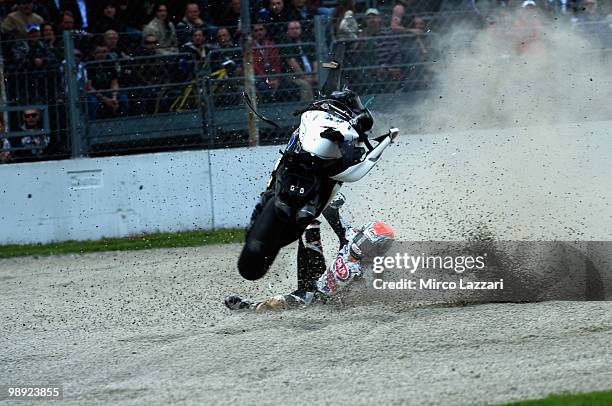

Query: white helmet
349,221,395,260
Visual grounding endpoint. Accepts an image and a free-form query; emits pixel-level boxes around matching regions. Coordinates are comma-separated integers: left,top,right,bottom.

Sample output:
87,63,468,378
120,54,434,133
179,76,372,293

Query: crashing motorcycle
238,46,399,281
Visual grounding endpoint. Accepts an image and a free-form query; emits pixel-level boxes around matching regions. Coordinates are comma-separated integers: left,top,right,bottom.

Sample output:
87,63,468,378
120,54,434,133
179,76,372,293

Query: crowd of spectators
0,0,611,162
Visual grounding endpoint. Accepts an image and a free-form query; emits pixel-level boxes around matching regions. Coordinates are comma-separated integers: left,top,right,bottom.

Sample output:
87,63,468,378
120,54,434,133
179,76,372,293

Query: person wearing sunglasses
0,117,12,164
142,2,178,55
19,108,49,158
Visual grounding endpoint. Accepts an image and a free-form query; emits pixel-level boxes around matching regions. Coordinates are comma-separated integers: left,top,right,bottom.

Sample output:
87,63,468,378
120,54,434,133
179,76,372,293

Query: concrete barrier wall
0,151,219,244
1,120,612,244
208,147,280,229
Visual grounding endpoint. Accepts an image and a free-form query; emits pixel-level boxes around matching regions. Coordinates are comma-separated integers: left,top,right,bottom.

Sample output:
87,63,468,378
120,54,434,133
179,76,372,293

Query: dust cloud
415,8,612,133
359,8,612,242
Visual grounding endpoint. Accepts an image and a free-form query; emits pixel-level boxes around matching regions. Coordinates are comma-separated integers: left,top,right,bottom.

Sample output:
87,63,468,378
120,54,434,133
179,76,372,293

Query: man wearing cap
1,0,44,40
360,8,403,92
362,8,387,63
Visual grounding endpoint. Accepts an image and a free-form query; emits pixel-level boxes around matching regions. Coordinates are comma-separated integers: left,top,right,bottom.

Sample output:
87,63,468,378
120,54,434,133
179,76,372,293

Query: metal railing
0,34,68,162
331,31,439,94
1,10,612,164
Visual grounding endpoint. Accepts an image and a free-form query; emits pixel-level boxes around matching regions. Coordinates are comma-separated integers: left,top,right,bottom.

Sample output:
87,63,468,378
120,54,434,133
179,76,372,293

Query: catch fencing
1,8,612,164
0,35,67,163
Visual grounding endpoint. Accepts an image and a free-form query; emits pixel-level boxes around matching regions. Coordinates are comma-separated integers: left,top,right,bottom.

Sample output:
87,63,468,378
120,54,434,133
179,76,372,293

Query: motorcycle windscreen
321,42,346,97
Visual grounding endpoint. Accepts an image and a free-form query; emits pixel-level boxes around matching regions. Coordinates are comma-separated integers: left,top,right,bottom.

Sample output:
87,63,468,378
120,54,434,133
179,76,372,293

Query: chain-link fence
204,20,321,147
2,2,612,164
0,34,69,163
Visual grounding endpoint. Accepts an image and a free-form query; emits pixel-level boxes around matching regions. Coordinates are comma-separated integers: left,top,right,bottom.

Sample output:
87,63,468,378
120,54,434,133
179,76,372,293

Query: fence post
63,31,86,157
241,0,259,146
197,55,215,149
0,52,8,126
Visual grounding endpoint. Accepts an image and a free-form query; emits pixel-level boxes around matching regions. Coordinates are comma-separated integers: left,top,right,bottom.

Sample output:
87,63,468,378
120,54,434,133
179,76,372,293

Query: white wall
1,150,219,244
209,147,280,229
1,120,612,244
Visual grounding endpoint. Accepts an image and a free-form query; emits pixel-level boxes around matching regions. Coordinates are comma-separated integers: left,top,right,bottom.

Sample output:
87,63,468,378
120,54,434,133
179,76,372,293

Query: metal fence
0,34,68,163
1,8,612,164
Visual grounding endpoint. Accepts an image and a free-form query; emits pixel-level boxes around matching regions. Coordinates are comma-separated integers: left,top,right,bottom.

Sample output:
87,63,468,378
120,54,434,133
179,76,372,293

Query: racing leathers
225,195,395,312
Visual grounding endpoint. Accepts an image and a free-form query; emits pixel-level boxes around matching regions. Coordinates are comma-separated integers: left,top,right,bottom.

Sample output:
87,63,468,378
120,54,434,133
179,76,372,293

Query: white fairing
331,128,398,182
298,110,361,159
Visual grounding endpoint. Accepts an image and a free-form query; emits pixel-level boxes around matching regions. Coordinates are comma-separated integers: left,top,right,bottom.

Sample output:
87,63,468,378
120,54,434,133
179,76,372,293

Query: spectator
406,16,432,68
85,44,128,119
1,0,44,40
211,26,242,76
12,23,58,71
73,48,87,87
252,22,289,102
176,2,209,45
134,34,160,57
0,117,11,164
179,28,209,80
215,26,238,50
363,8,383,38
58,11,89,52
91,2,126,34
180,28,208,62
59,48,88,97
286,0,317,39
333,0,359,40
364,8,398,51
103,29,128,61
171,28,208,109
19,108,49,157
102,29,128,84
129,33,171,114
359,8,403,92
42,22,64,62
47,0,94,30
208,27,242,107
143,2,179,55
282,20,317,100
59,10,75,31
391,0,419,34
266,0,293,42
